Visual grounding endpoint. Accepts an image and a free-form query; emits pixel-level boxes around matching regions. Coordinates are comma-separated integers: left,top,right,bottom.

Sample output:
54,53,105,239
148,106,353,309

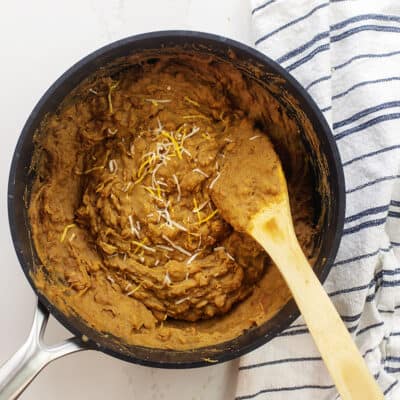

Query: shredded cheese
213,246,225,252
182,115,210,121
145,99,172,106
249,135,260,141
80,165,105,175
108,128,118,135
193,200,209,213
163,271,172,286
170,220,188,232
132,239,156,253
68,232,76,243
108,159,117,173
193,168,209,178
60,224,76,243
107,275,115,284
209,172,221,189
155,117,163,133
161,131,182,159
162,234,192,256
203,358,218,363
127,282,143,296
143,186,156,197
181,148,192,158
128,215,140,239
156,244,174,252
89,88,98,95
107,81,119,114
137,155,155,178
122,182,132,192
186,251,201,265
172,174,181,202
184,96,200,107
193,198,201,222
196,209,218,225
175,297,190,305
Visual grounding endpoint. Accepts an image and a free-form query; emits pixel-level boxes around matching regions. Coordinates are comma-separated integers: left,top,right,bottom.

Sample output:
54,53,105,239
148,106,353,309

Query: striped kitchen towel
236,1,400,399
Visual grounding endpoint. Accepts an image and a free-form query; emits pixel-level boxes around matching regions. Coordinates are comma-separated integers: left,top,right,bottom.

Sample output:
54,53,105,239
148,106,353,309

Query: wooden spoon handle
251,216,384,400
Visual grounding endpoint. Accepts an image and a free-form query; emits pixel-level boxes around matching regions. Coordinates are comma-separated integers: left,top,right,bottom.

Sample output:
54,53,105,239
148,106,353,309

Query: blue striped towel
235,1,400,399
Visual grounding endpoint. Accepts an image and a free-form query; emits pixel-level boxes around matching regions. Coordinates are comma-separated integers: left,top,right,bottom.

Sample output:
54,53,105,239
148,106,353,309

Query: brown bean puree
29,53,316,350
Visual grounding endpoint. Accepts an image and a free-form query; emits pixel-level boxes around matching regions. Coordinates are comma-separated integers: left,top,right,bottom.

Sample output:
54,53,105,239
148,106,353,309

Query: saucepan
0,31,345,399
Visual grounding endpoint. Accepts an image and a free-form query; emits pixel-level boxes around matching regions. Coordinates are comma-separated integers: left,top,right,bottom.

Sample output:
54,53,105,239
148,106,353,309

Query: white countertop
0,1,253,399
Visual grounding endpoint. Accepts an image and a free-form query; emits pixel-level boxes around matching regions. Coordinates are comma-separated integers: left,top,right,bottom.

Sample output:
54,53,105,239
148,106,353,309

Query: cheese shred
60,224,76,243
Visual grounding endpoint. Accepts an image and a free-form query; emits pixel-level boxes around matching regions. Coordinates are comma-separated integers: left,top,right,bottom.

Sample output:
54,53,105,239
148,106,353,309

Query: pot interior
8,32,343,368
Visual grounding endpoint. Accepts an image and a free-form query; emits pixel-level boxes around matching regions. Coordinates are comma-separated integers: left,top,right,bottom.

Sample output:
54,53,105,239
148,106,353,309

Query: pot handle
0,300,87,399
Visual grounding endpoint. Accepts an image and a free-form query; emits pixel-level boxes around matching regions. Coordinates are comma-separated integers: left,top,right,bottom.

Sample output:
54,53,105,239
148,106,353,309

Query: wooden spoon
211,133,383,400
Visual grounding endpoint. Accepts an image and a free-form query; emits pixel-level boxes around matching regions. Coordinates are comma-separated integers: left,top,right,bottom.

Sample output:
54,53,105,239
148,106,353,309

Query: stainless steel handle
0,300,87,399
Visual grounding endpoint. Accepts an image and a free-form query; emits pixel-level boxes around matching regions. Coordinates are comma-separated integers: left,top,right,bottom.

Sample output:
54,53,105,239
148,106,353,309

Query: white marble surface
0,1,253,399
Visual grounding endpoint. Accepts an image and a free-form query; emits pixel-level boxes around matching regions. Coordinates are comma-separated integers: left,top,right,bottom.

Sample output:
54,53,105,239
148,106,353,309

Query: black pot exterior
8,31,345,368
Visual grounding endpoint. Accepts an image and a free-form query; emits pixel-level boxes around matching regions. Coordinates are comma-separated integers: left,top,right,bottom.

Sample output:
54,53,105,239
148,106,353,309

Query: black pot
2,30,344,398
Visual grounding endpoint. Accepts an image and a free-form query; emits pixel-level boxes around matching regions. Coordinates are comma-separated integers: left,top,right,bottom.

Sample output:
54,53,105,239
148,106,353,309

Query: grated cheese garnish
156,245,174,252
226,252,235,261
80,165,105,175
132,239,156,253
249,135,260,141
122,182,132,192
161,131,182,159
186,251,201,265
224,138,233,143
193,200,209,213
209,172,221,190
193,198,201,222
162,234,192,256
213,246,225,252
193,168,209,178
184,96,200,107
182,115,210,121
107,275,115,284
154,259,160,267
128,215,140,239
145,99,172,105
108,159,117,173
170,220,188,232
68,233,76,243
196,209,218,225
107,81,119,114
127,282,143,296
181,148,192,158
175,297,190,305
89,88,98,95
125,283,132,291
108,128,118,135
163,271,172,286
154,117,163,134
172,174,181,202
60,224,76,243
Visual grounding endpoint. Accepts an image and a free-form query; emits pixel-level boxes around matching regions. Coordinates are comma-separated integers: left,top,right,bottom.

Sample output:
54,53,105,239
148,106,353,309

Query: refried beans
29,53,316,350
